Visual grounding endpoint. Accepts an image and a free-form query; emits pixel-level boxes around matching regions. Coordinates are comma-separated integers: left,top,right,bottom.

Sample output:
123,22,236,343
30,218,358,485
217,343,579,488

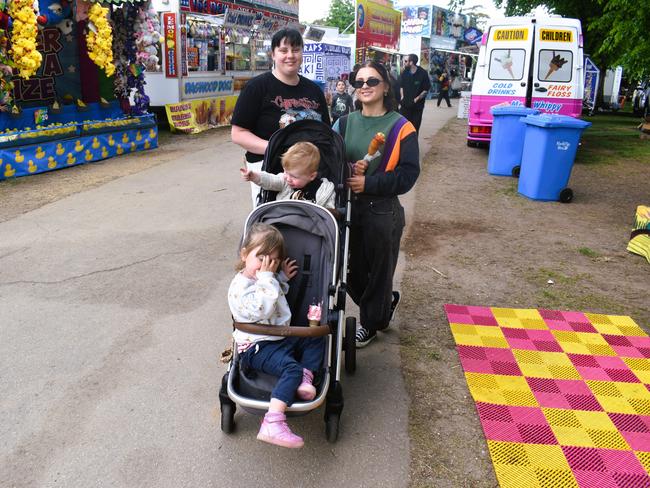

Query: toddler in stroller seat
228,223,325,448
219,120,357,445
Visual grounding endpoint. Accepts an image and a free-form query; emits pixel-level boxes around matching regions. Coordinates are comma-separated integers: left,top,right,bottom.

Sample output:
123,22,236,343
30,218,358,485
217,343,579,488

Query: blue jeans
240,337,325,405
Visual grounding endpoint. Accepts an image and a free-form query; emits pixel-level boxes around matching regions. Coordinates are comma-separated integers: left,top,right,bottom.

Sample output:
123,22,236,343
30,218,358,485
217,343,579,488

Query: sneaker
257,412,304,449
296,368,316,401
356,326,377,348
389,291,401,323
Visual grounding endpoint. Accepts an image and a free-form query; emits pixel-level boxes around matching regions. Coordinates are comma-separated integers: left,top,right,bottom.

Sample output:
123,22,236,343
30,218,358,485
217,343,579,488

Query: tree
323,0,355,32
490,0,649,81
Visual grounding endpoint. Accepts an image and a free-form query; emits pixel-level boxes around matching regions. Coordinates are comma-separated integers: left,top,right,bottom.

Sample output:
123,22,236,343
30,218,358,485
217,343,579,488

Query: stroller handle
233,321,332,338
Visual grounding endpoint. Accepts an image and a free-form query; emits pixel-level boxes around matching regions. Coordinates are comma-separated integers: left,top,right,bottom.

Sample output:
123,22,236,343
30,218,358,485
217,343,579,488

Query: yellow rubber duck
101,147,109,158
122,133,129,144
35,146,45,159
92,137,100,149
4,163,15,178
14,150,24,163
56,143,65,155
108,135,115,146
28,160,37,173
85,149,93,161
74,140,84,152
130,142,136,152
135,131,142,141
66,153,76,165
144,140,151,149
48,156,57,169
116,144,124,155
149,128,156,139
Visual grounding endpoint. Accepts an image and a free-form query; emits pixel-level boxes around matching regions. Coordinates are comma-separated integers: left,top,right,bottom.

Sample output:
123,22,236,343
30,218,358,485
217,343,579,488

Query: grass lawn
576,111,649,165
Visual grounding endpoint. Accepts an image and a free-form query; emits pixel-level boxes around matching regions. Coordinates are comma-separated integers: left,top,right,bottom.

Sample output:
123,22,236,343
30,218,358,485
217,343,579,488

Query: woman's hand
281,258,298,280
346,175,365,193
259,254,279,274
352,159,368,175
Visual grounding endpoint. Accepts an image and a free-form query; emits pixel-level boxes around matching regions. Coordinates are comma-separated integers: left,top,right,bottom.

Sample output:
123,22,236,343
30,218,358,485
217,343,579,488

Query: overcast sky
299,0,507,23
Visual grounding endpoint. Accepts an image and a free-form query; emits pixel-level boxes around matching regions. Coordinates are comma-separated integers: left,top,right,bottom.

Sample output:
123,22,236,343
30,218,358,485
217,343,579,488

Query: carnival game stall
299,42,351,95
0,0,159,180
148,0,300,134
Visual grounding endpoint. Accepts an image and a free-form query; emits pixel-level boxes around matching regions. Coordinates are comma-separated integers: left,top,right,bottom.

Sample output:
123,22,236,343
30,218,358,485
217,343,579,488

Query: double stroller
219,120,357,442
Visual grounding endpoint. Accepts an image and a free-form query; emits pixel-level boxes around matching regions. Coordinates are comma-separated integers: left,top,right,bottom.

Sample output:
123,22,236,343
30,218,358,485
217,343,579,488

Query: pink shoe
257,412,304,448
296,368,316,401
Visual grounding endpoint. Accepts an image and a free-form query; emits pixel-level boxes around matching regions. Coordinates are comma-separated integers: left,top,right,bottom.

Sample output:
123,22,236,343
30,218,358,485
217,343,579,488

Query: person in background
437,70,452,108
231,28,331,206
399,54,431,133
333,61,420,348
330,79,354,124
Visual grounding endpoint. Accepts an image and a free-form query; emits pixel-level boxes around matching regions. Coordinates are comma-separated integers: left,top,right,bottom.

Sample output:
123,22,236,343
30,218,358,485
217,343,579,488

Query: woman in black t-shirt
231,28,331,205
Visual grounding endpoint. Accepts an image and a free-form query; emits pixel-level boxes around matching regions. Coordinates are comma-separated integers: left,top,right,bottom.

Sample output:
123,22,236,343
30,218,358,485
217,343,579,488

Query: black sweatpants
399,104,425,132
437,89,451,107
347,195,405,333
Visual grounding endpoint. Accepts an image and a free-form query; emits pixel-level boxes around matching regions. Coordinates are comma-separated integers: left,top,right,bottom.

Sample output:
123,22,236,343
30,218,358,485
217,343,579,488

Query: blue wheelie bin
517,114,591,202
487,106,539,177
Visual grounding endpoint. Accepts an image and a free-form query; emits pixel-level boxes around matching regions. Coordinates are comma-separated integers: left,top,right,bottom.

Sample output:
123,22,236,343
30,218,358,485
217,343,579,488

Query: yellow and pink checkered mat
445,305,650,487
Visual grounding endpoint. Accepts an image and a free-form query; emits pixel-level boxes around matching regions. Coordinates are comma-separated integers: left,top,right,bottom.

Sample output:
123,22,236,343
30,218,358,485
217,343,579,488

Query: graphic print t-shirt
231,72,331,162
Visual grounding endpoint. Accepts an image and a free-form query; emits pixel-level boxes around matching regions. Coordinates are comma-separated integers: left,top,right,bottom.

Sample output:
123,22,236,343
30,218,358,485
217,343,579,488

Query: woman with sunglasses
231,28,331,205
333,61,420,348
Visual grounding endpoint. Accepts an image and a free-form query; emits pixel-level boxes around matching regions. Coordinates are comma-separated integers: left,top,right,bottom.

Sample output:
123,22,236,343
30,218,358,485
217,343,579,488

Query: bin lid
520,114,592,129
490,105,540,116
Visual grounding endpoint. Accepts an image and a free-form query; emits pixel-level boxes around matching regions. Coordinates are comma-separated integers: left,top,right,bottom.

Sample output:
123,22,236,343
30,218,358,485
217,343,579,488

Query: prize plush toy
134,7,162,71
36,0,71,26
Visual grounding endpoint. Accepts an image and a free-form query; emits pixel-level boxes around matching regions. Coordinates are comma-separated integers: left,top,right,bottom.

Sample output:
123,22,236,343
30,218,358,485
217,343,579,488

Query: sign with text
165,95,238,133
356,0,401,51
401,5,430,36
163,13,178,78
181,76,234,100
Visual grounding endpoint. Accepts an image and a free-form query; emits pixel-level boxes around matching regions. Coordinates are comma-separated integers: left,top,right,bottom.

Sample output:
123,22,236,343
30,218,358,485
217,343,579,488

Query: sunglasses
352,77,382,89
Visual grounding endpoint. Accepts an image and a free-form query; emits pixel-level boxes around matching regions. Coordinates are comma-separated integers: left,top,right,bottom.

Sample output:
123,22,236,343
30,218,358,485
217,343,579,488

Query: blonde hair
236,223,286,271
281,141,320,174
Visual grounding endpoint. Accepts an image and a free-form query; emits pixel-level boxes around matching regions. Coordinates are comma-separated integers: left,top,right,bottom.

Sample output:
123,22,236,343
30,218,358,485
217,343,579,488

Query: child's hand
346,175,365,193
281,258,298,280
259,254,279,274
240,167,259,184
353,159,368,175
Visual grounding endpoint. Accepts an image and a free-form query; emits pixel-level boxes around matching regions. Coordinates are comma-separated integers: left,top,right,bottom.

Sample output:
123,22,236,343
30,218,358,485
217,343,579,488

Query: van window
538,50,573,82
488,49,526,81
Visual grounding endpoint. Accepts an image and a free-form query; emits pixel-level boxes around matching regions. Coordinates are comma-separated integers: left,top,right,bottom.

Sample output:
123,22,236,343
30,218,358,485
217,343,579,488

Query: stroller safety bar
234,321,332,338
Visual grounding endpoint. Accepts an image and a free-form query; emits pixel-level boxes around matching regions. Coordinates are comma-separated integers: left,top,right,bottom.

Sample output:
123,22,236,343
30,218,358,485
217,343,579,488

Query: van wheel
559,188,573,203
467,140,478,148
345,317,356,374
511,165,521,178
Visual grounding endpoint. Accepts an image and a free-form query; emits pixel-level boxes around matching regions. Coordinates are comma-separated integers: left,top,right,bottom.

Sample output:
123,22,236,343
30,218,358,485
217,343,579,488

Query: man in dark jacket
399,54,431,133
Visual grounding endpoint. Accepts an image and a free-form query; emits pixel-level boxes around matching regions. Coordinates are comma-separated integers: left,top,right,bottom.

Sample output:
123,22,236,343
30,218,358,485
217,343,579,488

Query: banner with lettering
181,76,234,100
401,6,430,37
164,13,178,78
13,26,82,107
356,0,401,51
165,95,238,133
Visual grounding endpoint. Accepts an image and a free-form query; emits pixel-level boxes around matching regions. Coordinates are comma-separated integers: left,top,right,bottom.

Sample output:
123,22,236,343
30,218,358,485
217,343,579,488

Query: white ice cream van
467,17,584,146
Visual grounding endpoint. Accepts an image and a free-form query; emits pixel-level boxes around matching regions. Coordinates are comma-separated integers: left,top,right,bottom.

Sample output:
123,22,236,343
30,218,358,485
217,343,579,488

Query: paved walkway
0,100,456,488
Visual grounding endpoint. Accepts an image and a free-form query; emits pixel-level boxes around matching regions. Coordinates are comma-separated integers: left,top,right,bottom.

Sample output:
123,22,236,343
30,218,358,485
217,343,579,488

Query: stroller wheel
325,413,340,443
220,403,236,434
344,317,356,374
